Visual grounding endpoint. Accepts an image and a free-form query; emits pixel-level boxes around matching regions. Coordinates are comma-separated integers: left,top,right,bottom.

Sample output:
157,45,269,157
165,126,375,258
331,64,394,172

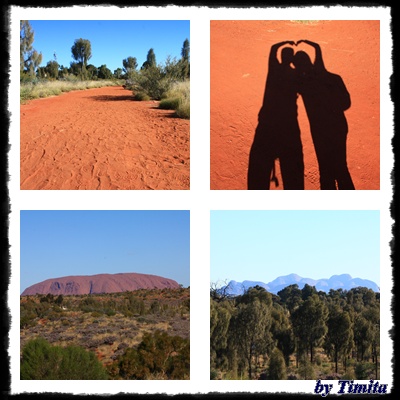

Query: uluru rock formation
21,272,180,296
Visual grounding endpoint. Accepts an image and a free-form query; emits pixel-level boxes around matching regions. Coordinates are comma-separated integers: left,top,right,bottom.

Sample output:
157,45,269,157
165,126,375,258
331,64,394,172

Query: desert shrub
20,84,35,102
20,312,37,329
129,66,173,100
116,330,189,380
314,354,323,366
159,97,180,110
158,80,190,119
268,348,287,379
150,301,161,314
355,362,375,379
298,359,316,380
133,91,151,101
21,337,108,379
210,369,218,380
126,295,146,315
342,366,356,380
91,311,102,318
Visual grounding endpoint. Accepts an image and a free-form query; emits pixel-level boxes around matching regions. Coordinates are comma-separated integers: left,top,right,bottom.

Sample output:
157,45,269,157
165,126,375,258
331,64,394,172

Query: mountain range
221,273,379,296
21,272,180,296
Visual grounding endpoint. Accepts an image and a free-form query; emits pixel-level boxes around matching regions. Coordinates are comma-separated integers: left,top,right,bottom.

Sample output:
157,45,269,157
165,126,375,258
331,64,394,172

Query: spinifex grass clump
159,80,190,119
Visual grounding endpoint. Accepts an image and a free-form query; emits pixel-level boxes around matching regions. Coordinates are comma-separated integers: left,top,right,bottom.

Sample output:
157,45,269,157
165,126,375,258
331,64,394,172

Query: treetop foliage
71,38,92,67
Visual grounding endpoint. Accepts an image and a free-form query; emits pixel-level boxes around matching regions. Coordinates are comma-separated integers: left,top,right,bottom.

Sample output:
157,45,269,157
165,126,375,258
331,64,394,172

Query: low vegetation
159,80,190,119
210,284,379,380
20,79,120,104
20,288,190,380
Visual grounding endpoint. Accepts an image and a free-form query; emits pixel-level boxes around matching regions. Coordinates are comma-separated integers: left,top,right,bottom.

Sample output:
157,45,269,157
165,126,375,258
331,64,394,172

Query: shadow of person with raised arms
294,40,355,190
248,41,304,190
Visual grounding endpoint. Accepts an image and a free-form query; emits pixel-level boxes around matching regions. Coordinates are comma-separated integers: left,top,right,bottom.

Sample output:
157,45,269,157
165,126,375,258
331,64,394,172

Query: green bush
355,362,375,379
268,348,287,379
116,330,189,380
129,66,173,101
21,337,109,379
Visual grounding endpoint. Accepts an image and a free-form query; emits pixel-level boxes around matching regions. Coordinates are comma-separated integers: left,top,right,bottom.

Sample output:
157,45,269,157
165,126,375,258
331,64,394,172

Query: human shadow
293,40,355,190
248,41,304,190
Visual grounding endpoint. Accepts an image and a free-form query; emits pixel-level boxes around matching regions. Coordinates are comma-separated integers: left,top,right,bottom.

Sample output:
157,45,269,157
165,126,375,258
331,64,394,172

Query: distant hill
21,272,180,296
220,273,379,296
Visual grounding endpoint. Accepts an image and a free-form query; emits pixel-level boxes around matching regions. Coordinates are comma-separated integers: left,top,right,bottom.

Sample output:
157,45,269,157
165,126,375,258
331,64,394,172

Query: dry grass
20,80,120,103
159,80,190,119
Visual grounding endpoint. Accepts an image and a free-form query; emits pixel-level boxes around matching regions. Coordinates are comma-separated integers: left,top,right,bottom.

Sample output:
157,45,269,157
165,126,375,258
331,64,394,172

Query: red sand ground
210,20,380,190
20,86,190,190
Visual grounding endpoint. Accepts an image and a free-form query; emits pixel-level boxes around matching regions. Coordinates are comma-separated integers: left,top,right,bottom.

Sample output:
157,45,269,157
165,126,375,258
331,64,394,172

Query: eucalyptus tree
229,297,272,379
267,348,287,379
291,294,328,363
210,299,233,371
123,56,138,77
71,38,92,79
323,305,352,373
141,48,156,69
20,20,42,77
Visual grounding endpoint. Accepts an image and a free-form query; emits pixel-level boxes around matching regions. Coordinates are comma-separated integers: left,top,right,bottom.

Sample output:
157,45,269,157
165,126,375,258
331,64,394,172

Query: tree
181,38,190,62
277,284,302,313
301,283,318,300
122,56,138,76
45,60,59,79
353,314,373,361
324,306,352,373
291,294,328,363
58,65,68,79
97,64,113,80
238,285,272,307
20,20,42,77
55,294,63,305
141,48,156,69
230,298,272,379
86,64,98,80
36,66,47,79
179,38,190,79
114,68,123,79
71,38,92,79
270,305,295,366
268,348,287,379
210,299,233,371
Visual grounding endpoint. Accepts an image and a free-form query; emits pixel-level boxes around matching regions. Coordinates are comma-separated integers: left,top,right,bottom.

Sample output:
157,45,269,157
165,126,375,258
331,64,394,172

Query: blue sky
28,20,190,73
210,210,380,287
20,210,190,293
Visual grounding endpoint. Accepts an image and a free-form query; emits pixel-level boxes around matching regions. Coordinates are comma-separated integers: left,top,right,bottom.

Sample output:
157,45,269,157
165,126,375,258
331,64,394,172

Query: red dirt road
20,86,190,190
210,20,380,190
